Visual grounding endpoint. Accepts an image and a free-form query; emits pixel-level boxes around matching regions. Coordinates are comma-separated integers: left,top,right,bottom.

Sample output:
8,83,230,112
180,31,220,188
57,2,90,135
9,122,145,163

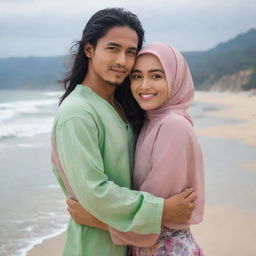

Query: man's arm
67,188,196,228
54,115,163,235
67,188,196,246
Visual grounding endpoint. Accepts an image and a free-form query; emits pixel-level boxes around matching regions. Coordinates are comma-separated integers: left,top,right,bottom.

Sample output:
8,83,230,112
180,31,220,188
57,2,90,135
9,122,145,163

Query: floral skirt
131,227,204,256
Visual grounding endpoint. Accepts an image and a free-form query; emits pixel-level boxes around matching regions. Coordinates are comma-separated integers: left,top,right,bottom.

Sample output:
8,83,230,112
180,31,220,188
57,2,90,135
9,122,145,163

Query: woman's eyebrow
148,69,165,73
131,69,165,74
131,69,142,74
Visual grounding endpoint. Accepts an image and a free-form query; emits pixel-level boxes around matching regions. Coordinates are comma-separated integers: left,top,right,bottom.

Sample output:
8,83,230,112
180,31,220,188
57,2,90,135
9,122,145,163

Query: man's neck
82,74,127,122
82,77,116,105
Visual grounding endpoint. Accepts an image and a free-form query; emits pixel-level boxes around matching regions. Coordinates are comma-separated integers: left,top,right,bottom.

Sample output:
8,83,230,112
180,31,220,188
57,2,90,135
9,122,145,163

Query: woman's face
131,54,169,111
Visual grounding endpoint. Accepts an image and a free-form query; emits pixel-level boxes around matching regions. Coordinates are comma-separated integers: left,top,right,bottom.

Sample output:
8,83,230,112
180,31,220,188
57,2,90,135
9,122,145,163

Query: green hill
184,29,256,90
0,55,66,90
0,29,255,91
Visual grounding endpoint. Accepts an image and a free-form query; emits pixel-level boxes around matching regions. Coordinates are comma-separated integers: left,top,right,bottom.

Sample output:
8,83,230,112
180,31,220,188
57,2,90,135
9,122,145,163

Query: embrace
51,7,204,256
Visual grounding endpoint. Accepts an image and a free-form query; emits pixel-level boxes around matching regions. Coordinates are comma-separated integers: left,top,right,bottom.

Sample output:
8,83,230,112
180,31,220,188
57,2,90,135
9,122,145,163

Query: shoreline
195,91,256,172
26,91,256,256
27,205,256,256
26,232,65,256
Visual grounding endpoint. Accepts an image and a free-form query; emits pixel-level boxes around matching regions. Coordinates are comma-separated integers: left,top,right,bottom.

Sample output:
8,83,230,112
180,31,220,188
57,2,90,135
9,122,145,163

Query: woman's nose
140,78,151,90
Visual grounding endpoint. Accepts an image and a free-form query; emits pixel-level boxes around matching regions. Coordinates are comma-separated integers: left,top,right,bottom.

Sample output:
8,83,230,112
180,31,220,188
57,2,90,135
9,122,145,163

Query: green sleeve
54,115,163,234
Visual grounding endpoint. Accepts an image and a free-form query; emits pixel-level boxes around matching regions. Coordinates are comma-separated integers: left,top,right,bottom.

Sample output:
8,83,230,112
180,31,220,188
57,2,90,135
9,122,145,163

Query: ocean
0,90,255,256
0,90,68,256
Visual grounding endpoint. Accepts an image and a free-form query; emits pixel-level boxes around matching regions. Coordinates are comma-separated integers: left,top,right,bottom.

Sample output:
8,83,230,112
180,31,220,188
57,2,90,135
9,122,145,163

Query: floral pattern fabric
132,227,204,256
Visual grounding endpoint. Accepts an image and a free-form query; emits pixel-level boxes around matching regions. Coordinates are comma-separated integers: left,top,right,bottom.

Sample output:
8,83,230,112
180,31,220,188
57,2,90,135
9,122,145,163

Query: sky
0,0,255,58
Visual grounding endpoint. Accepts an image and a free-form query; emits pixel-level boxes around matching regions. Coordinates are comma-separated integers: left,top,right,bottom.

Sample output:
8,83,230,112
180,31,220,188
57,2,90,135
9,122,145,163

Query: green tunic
51,84,163,256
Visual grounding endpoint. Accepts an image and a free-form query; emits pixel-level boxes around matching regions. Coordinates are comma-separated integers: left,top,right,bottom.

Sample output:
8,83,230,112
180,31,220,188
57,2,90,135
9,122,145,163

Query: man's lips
110,68,127,74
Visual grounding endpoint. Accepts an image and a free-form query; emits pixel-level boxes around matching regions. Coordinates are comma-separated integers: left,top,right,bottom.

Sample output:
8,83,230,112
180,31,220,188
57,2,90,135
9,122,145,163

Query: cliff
184,29,256,91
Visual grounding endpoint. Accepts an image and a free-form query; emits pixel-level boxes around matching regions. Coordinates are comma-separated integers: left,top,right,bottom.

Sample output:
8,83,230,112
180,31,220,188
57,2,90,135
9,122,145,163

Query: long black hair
59,7,145,136
115,77,145,137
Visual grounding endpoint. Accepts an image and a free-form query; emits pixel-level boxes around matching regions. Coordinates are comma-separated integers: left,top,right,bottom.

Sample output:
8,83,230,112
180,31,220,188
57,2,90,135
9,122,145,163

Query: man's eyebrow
106,42,138,51
106,42,121,47
128,47,138,51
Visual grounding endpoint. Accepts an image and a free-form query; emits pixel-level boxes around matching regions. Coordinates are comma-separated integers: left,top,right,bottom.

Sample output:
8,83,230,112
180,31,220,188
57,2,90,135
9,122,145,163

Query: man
52,8,196,256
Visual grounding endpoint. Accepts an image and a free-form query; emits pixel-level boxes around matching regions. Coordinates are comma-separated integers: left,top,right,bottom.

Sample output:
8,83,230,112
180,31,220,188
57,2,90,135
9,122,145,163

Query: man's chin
105,80,123,87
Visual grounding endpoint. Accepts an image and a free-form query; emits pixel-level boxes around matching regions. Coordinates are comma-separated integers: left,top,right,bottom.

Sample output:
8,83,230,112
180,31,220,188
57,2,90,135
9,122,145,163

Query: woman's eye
152,74,162,79
131,74,141,79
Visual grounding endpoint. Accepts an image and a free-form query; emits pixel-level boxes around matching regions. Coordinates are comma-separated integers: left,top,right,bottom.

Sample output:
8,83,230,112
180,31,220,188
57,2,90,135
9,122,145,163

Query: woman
68,42,204,255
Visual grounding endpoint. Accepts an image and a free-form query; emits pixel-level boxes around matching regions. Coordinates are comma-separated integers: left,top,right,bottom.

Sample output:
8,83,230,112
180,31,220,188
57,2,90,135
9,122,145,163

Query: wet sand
195,91,256,148
26,233,65,256
27,205,256,256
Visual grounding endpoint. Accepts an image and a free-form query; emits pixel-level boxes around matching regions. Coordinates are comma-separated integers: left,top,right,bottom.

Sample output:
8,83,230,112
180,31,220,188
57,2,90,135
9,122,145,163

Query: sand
192,205,256,256
27,205,256,256
26,91,256,256
194,91,256,148
26,233,65,256
195,91,256,172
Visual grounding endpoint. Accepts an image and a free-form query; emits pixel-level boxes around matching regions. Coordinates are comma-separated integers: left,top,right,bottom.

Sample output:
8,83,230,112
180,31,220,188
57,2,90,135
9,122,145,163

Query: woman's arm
67,187,196,246
55,114,198,237
109,115,203,246
67,189,196,230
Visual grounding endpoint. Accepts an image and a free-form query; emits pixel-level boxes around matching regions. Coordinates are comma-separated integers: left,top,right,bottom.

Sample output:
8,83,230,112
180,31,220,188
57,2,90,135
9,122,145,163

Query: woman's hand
66,199,109,231
163,188,197,223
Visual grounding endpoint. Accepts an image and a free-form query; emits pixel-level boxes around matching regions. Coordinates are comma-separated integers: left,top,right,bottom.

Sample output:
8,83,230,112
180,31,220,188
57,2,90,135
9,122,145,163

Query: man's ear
84,43,94,58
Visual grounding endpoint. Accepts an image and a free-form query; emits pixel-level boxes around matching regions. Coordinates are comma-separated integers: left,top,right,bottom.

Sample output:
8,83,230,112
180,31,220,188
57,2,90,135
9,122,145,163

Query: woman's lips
139,93,156,101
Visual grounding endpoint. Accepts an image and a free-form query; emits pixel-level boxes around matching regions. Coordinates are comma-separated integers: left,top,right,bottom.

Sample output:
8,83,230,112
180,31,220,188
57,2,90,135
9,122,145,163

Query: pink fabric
51,136,76,200
110,42,204,247
140,42,194,124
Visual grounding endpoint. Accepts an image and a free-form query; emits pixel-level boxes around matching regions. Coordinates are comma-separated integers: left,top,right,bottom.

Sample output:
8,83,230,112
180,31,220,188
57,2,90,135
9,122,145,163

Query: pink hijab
110,42,204,247
138,42,194,124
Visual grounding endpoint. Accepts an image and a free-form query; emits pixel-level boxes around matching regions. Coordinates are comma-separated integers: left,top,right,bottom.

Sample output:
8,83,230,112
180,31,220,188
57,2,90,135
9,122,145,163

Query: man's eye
108,47,118,51
127,50,136,56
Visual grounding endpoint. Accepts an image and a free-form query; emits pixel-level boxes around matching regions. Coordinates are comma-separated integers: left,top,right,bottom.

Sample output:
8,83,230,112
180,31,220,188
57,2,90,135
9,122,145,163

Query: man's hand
162,188,197,223
67,199,94,225
66,199,108,231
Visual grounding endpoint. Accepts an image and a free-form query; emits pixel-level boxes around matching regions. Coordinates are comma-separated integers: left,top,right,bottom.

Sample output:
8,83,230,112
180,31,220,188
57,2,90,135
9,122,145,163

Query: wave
0,117,54,140
44,91,62,97
18,227,66,256
47,184,60,189
1,214,68,256
0,98,58,122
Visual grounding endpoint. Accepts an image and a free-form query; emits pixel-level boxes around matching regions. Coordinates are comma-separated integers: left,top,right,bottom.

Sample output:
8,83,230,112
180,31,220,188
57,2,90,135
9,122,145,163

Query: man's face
85,26,138,86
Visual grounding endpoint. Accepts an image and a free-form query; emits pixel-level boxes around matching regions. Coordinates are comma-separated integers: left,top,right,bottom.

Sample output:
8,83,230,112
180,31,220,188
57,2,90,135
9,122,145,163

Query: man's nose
115,52,126,66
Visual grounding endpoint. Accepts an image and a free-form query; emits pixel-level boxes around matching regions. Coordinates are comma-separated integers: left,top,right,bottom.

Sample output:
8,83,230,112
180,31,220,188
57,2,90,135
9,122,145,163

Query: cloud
0,0,255,57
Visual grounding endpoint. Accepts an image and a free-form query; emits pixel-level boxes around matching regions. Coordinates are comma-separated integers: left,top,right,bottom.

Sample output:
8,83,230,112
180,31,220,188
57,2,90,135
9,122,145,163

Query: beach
194,91,256,148
24,90,256,256
26,234,65,256
26,205,256,256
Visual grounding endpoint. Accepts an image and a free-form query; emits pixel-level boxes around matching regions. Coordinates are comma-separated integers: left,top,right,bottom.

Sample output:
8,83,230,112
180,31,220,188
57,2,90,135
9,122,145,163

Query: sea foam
0,98,58,122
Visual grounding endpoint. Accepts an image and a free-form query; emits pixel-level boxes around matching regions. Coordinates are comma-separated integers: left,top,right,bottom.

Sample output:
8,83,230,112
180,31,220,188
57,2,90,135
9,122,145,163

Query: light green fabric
51,84,164,256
